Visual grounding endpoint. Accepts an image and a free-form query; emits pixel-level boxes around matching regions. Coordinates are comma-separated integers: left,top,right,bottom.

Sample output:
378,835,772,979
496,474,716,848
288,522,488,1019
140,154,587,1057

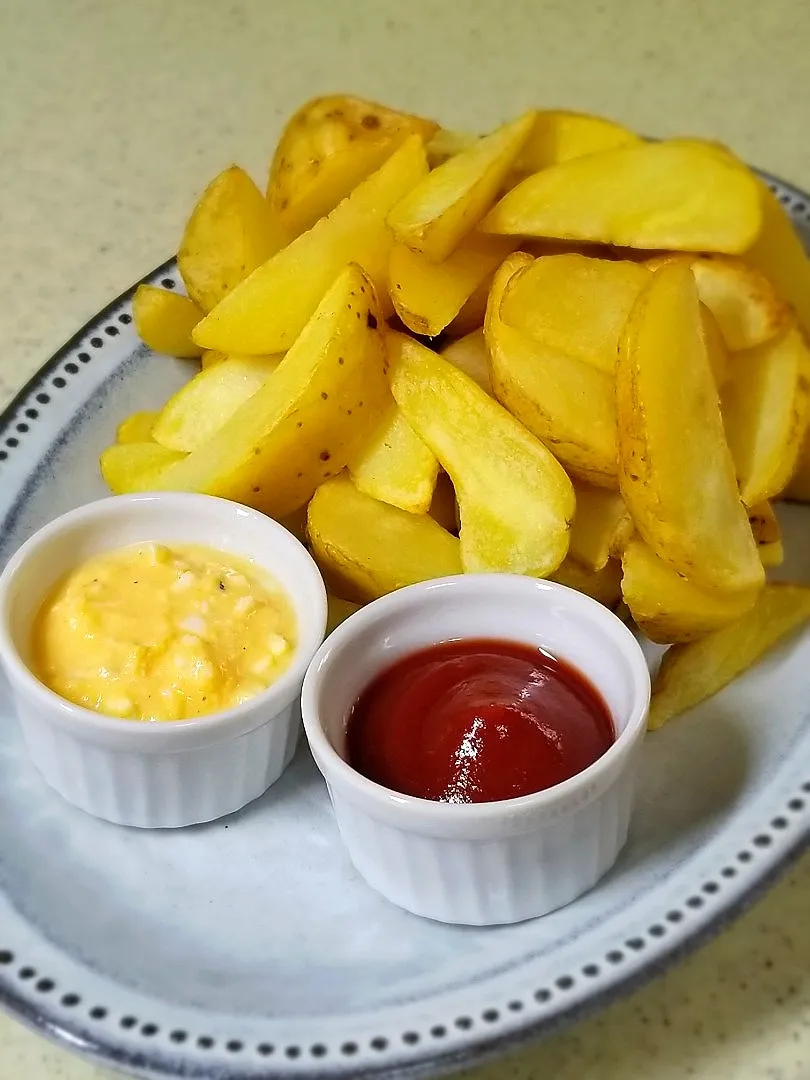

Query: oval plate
1,176,810,1080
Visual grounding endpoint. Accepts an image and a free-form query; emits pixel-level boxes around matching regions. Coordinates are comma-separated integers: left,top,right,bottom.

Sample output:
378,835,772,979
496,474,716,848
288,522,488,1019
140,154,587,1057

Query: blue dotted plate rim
0,172,808,1079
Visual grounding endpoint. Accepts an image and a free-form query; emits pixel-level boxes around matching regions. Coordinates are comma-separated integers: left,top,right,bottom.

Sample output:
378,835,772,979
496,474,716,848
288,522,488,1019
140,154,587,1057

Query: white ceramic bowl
0,493,327,829
302,574,650,926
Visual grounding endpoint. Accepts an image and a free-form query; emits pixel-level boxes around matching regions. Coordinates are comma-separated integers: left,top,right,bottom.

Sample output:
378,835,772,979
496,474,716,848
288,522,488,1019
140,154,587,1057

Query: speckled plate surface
0,177,809,1080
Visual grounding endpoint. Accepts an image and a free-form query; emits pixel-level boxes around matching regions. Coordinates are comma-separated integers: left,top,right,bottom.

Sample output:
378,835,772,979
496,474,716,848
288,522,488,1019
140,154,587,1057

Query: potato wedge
193,136,428,354
649,583,810,729
178,166,281,313
307,475,462,603
440,329,492,394
388,111,536,262
387,331,574,577
482,140,761,254
147,264,388,517
569,484,630,571
100,442,187,495
617,261,763,593
132,285,204,358
722,324,810,506
348,400,439,514
621,538,759,644
552,556,622,608
745,180,810,338
748,501,784,567
646,253,789,352
486,255,618,487
266,96,437,243
116,411,159,445
514,109,640,176
326,592,362,635
784,426,810,501
500,253,650,374
389,234,517,337
152,355,281,453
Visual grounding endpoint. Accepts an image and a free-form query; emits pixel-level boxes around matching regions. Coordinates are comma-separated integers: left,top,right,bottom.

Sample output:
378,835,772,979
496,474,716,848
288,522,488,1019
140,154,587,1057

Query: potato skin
147,264,389,519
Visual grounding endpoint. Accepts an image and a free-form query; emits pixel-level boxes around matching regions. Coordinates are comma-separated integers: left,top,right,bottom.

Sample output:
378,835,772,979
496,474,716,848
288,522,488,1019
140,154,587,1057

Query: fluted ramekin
0,493,327,828
301,574,650,925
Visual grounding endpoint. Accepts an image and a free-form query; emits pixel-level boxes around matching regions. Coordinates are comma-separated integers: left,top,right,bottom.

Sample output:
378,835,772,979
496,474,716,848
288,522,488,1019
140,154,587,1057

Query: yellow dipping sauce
32,542,297,722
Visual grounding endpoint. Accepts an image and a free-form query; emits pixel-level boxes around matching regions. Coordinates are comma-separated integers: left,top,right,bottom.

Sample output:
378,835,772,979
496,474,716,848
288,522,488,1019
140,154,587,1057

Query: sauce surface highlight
346,639,614,803
33,542,296,722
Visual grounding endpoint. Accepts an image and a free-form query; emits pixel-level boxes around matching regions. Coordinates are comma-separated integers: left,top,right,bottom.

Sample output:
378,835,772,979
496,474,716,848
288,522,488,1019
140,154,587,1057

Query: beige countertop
1,0,809,1077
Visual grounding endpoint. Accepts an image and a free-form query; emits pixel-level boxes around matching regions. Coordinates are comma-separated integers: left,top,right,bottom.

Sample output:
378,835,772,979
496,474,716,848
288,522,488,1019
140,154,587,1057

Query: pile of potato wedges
100,95,810,730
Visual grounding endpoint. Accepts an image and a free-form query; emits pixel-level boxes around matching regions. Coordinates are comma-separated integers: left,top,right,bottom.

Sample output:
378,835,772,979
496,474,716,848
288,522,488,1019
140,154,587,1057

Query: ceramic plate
1,175,810,1080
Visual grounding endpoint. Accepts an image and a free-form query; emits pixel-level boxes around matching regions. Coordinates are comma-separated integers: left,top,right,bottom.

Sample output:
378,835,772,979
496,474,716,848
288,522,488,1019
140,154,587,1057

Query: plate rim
1,171,809,1080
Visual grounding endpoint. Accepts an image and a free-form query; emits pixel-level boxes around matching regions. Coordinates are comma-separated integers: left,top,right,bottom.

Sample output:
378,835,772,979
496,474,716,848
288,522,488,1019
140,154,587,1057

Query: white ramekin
0,493,327,828
302,574,650,925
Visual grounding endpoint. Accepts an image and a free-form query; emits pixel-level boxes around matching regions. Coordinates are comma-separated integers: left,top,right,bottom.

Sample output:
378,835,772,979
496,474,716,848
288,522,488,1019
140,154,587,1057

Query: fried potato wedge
569,484,630,571
621,538,759,645
515,109,640,175
193,136,428,354
100,442,187,495
387,330,574,577
500,253,650,374
132,285,204,358
116,411,159,445
649,583,810,729
388,111,536,262
326,592,362,635
617,261,763,593
784,426,810,501
152,355,281,452
745,180,810,338
646,253,789,352
552,556,622,608
748,501,784,567
307,474,462,602
348,400,439,514
266,96,437,243
178,166,281,313
144,264,388,517
722,324,810,507
389,234,517,337
483,140,761,254
440,329,492,394
486,255,618,487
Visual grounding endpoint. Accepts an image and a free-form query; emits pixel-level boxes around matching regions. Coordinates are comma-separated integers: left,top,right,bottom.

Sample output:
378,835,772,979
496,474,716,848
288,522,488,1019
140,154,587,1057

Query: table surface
1,1,810,1077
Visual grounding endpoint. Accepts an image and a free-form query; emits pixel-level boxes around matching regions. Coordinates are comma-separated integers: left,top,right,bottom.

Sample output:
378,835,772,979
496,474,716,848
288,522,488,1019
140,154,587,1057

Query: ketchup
345,639,614,804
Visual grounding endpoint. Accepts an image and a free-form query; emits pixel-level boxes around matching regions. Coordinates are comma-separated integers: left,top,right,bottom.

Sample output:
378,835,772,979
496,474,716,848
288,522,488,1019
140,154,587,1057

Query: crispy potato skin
617,262,763,594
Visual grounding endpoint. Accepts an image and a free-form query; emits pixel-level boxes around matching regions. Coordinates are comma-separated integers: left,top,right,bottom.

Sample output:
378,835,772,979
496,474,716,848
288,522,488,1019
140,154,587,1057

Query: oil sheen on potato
32,542,296,721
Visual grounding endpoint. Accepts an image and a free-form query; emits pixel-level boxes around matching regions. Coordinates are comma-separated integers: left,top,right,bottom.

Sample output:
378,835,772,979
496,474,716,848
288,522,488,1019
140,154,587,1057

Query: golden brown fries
193,137,428,354
483,140,761,253
307,474,462,602
266,95,437,244
617,261,764,594
179,166,281,312
649,584,810,728
132,286,203,358
388,331,574,577
105,95,810,731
